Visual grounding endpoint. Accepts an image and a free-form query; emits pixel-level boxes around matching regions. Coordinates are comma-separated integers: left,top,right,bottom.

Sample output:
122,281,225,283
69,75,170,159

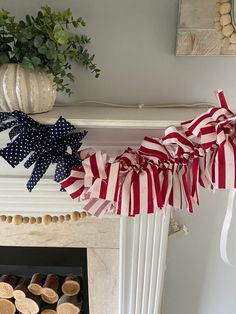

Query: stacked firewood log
0,273,83,313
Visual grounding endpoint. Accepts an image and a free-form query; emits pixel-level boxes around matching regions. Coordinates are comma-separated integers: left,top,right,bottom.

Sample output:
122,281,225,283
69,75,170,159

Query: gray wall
163,189,236,314
2,1,236,314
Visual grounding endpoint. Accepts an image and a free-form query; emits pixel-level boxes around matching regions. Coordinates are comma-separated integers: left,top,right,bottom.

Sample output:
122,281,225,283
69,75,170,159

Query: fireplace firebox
0,246,89,313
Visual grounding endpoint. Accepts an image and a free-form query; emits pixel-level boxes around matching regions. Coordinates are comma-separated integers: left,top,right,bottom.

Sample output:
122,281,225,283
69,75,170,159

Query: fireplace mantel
30,103,209,129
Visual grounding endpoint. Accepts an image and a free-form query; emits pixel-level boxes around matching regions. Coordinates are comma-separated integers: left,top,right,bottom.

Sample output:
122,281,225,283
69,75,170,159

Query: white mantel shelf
30,104,210,129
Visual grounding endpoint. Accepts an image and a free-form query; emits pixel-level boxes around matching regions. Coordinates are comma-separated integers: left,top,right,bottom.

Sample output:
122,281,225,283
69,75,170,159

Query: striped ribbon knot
182,90,236,189
163,126,200,213
116,148,167,216
61,150,120,216
182,90,234,149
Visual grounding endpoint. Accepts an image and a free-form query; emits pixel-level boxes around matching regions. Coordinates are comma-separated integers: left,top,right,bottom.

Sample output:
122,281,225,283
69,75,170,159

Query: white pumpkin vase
0,63,57,114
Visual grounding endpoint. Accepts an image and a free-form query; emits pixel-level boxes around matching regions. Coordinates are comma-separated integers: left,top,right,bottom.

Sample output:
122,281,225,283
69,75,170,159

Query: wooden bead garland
0,211,89,226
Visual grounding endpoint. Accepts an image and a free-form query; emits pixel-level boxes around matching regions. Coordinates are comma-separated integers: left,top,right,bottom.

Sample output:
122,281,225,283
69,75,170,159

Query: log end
28,283,42,296
15,297,40,314
0,282,14,298
41,293,59,304
0,298,16,314
57,303,81,314
13,289,26,301
62,280,80,296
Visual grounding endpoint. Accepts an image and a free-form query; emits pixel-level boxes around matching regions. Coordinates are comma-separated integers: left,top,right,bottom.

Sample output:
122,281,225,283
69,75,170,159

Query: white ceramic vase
0,63,57,114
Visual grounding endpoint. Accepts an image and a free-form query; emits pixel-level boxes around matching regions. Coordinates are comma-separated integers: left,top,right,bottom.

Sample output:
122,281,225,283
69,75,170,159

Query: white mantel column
119,209,171,314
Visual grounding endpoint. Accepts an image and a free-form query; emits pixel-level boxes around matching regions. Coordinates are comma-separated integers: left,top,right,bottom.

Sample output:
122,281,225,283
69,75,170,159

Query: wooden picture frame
176,0,236,55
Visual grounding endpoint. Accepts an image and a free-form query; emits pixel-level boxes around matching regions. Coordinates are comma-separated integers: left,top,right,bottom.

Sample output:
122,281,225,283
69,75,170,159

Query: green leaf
45,40,56,50
22,56,34,70
37,11,43,19
34,35,44,48
66,72,74,81
26,14,31,25
53,24,69,45
46,49,56,60
72,21,78,28
38,45,47,55
31,56,41,66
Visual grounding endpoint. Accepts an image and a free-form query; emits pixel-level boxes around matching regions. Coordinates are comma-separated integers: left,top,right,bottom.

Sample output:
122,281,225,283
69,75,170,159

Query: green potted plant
0,6,100,113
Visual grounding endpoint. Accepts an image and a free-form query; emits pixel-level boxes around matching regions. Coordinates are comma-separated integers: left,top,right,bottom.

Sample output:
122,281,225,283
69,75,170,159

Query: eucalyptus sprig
0,6,100,95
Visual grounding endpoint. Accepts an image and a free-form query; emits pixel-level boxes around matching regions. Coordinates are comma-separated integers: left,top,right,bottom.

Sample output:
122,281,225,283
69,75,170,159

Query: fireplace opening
0,246,89,314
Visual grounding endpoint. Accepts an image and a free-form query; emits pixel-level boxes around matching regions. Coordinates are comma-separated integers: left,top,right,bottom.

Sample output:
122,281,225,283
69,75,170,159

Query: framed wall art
176,0,236,55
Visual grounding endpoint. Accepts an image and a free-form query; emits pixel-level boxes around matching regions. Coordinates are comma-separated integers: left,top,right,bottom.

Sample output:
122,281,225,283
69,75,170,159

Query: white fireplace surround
0,211,170,314
0,104,207,314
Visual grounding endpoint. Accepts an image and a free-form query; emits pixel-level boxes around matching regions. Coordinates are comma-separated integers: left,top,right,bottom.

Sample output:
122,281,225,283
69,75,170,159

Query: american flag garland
61,90,236,217
0,90,236,218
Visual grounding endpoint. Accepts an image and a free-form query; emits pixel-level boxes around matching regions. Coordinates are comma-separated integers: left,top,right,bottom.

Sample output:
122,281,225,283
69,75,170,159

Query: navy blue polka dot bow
0,111,87,191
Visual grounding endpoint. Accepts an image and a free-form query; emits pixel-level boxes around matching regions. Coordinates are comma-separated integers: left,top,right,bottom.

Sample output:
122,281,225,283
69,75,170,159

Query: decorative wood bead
59,215,65,223
80,212,87,218
52,216,58,223
6,216,12,223
220,2,231,14
222,24,234,37
71,211,80,222
220,14,231,26
42,215,52,225
0,215,7,222
36,217,42,224
30,217,36,224
65,214,71,221
23,217,29,224
12,215,23,225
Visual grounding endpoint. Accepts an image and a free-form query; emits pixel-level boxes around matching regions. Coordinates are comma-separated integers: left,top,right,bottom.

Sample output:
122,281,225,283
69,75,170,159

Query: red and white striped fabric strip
116,171,133,216
163,126,194,152
139,136,170,162
169,164,182,209
215,89,232,112
150,164,164,209
83,198,112,217
82,151,107,179
179,165,194,213
191,157,200,205
214,136,236,189
61,168,85,199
